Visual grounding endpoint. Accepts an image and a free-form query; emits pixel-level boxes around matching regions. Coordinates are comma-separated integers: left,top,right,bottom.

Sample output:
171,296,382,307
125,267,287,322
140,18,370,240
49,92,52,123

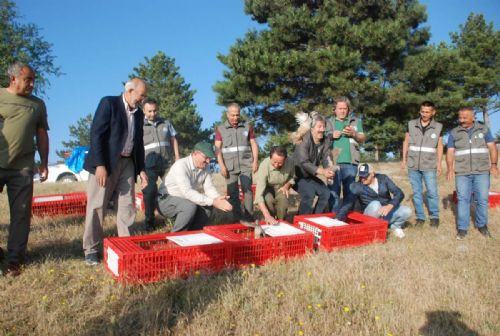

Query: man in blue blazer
83,78,148,265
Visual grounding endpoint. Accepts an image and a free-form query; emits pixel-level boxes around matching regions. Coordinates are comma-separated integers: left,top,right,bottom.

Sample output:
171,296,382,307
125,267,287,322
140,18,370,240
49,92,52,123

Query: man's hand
491,165,499,178
342,125,356,138
378,204,394,217
140,171,149,189
264,215,278,225
38,164,49,182
213,196,232,212
95,166,108,187
220,165,228,178
278,184,290,198
436,165,442,177
447,170,454,181
400,160,406,171
318,167,335,179
332,130,342,139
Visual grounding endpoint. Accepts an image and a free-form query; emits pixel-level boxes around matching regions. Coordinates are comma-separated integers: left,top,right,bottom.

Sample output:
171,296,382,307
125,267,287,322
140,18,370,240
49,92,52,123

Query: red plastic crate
135,192,145,212
293,212,388,251
103,231,231,284
32,192,87,217
235,184,256,201
204,221,314,267
452,190,500,208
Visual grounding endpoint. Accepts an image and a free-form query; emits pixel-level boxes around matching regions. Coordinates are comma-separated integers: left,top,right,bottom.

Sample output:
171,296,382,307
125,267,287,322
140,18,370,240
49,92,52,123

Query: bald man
83,78,149,265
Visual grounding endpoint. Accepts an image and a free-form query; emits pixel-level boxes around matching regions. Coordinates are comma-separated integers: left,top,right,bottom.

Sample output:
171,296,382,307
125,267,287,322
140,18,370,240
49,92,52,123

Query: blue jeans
297,178,331,215
455,174,490,231
363,201,412,229
408,169,439,221
329,163,357,213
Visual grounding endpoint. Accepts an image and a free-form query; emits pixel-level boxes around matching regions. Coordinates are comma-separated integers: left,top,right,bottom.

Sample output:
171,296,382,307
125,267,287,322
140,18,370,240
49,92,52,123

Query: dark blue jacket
84,95,145,177
350,173,404,210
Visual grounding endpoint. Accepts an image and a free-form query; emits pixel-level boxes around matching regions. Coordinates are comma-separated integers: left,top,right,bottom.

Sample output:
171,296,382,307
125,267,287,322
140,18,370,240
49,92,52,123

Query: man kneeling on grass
156,141,232,231
340,163,412,238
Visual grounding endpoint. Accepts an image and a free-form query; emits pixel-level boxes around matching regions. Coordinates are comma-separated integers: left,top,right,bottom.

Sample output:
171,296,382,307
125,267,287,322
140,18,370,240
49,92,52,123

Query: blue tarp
65,146,89,173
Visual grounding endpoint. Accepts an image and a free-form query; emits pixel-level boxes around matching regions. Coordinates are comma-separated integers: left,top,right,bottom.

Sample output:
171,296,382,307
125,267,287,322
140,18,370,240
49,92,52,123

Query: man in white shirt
157,141,232,231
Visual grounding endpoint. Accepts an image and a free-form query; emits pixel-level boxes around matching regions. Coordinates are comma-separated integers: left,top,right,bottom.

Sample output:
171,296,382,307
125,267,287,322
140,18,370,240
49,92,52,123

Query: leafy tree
0,0,61,94
450,13,499,127
214,0,430,157
55,113,92,159
130,51,210,155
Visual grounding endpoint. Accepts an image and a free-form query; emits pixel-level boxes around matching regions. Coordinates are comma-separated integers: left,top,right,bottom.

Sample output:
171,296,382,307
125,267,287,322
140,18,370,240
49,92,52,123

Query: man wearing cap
345,163,412,238
401,101,443,227
157,142,233,231
142,98,180,231
446,106,498,240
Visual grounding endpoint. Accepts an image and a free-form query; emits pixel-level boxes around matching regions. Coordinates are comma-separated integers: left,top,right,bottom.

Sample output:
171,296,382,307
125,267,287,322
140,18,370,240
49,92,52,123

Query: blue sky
14,0,500,163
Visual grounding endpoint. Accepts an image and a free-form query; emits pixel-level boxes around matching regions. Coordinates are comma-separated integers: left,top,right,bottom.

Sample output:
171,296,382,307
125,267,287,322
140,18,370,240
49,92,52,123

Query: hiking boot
415,219,425,226
391,228,405,238
84,253,100,266
430,218,440,228
478,226,492,238
456,230,467,240
6,262,21,277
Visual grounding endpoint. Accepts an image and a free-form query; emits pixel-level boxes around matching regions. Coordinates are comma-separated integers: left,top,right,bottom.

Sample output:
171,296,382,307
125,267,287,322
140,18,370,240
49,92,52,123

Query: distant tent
65,146,89,173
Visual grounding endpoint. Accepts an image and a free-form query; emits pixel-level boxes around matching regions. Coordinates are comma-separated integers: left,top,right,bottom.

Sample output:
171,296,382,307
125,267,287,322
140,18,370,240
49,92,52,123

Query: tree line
2,0,498,160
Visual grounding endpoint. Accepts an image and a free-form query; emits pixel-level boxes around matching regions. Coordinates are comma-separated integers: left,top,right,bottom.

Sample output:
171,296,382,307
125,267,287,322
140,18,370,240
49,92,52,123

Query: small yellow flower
343,306,350,313
298,331,304,336
298,321,304,326
307,271,312,277
386,333,393,336
194,271,201,276
361,283,366,289
110,295,116,301
250,263,256,268
375,315,380,321
316,303,322,308
307,304,313,310
48,269,55,274
42,295,48,301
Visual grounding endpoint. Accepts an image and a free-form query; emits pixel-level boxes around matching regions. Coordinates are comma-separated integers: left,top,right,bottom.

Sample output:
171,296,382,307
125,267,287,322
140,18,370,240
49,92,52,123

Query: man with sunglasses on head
344,163,412,239
157,142,232,231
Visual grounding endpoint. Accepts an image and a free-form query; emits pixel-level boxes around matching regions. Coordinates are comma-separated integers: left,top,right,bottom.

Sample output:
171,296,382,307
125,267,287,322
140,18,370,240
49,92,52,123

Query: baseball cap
194,141,215,158
358,163,374,178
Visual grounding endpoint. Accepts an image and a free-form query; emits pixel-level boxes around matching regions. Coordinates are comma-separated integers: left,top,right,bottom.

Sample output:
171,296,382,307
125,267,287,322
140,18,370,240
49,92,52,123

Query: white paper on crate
307,216,348,227
261,223,306,237
107,247,120,276
167,233,223,246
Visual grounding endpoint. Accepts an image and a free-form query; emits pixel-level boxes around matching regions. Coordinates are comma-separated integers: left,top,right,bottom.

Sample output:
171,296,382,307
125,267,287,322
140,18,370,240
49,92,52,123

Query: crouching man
157,142,232,231
343,163,412,238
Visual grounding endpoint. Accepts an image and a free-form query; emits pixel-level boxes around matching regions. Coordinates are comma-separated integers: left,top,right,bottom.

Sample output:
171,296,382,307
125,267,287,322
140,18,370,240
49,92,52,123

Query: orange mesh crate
103,231,231,284
293,212,388,251
452,190,500,208
204,221,314,267
32,192,87,217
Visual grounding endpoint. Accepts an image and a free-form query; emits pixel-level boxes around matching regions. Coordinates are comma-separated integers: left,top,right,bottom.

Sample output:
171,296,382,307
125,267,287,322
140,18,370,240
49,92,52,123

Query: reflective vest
143,118,174,170
218,120,253,172
407,118,442,171
450,122,491,175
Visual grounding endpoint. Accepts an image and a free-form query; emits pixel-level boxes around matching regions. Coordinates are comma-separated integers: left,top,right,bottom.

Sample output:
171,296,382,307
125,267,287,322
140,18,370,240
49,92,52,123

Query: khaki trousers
83,158,135,256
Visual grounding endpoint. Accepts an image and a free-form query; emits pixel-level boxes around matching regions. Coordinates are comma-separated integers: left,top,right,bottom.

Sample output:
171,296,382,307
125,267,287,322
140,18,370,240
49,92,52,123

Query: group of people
0,63,497,275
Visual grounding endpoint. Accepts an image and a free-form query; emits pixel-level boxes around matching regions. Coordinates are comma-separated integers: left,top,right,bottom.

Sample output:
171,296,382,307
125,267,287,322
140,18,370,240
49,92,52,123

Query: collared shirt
159,155,220,206
121,95,137,156
254,157,295,204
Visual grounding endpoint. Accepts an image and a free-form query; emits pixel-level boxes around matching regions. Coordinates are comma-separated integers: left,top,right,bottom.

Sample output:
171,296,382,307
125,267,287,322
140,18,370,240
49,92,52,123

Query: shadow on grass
79,270,241,335
419,310,479,336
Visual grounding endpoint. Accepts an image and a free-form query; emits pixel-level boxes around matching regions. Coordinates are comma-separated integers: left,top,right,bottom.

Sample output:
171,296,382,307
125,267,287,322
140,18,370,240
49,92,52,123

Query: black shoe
415,219,425,226
0,247,4,262
430,218,440,227
84,253,100,266
478,226,492,238
6,262,21,277
144,222,156,233
456,230,467,240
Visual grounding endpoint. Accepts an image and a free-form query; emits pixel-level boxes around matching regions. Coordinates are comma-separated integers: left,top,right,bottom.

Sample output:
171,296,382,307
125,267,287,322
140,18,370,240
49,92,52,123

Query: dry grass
0,162,499,335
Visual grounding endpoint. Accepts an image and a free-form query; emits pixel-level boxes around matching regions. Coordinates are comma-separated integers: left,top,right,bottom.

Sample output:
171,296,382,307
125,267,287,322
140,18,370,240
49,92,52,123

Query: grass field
0,162,499,335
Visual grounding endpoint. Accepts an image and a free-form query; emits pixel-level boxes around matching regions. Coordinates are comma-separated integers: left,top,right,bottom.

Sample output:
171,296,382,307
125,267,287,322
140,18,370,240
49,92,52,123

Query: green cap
194,141,215,158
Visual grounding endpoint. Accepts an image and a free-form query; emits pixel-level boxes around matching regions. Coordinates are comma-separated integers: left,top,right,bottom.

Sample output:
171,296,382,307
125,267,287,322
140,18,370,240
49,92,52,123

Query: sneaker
85,253,100,266
6,262,21,277
478,226,492,238
391,228,405,238
456,230,467,240
415,219,425,226
430,218,440,228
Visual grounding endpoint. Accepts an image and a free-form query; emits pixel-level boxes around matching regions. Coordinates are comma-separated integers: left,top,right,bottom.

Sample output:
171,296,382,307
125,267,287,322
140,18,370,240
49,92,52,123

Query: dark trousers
157,194,212,232
0,168,34,264
142,167,166,227
227,170,253,221
297,177,330,215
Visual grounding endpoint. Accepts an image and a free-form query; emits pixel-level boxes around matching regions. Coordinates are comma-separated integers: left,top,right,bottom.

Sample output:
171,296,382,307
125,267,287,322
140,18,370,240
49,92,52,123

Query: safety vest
143,118,174,170
218,120,253,172
407,118,442,171
450,122,491,175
